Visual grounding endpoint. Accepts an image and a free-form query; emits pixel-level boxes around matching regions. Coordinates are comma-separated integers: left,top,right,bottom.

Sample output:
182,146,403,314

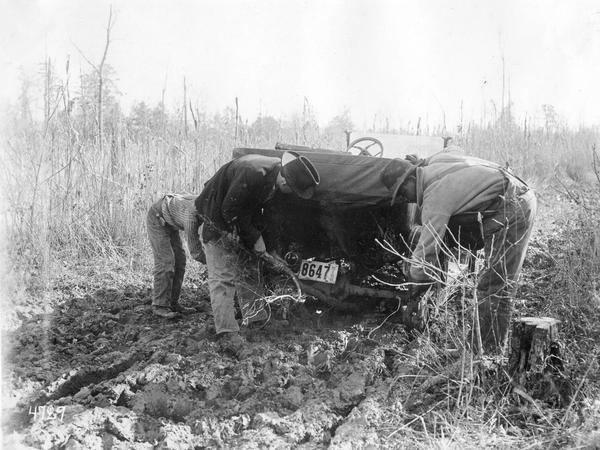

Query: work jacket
195,155,281,248
410,150,527,281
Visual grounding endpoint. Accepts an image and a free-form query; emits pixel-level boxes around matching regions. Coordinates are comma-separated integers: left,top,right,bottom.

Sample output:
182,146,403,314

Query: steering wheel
346,137,384,157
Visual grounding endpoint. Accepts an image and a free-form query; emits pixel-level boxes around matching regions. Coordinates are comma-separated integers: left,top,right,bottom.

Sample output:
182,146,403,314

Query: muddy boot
196,301,212,314
152,306,179,319
198,318,216,337
171,302,196,315
217,332,245,358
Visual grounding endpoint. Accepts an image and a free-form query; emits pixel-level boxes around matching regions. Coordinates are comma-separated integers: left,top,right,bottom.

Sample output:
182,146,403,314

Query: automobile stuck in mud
234,144,414,310
232,138,472,328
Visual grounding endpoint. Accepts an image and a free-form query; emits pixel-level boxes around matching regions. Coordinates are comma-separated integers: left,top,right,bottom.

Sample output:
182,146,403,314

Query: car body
232,142,422,319
346,132,444,159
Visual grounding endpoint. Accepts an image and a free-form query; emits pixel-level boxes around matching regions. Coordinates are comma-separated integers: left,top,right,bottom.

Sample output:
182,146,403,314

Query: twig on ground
386,400,446,439
552,176,592,215
367,298,402,340
512,386,554,427
560,350,598,427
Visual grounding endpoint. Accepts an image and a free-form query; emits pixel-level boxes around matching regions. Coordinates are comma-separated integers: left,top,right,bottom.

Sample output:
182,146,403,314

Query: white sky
2,0,600,130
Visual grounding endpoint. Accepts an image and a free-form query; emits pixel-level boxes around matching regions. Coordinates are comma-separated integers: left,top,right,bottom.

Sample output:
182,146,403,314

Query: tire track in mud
46,351,146,402
9,351,147,429
5,286,173,429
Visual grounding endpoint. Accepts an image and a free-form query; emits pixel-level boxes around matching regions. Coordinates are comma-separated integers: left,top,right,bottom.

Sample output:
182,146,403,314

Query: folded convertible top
233,147,395,210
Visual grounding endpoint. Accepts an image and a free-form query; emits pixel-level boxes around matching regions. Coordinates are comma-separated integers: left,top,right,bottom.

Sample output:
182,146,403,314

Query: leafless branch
99,6,114,73
72,42,99,72
592,144,600,186
189,100,198,131
98,7,113,154
553,174,592,215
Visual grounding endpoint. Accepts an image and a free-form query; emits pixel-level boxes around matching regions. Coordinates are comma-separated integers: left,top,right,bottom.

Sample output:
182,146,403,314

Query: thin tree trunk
97,6,113,156
183,76,188,137
235,97,239,143
161,83,166,139
44,57,51,129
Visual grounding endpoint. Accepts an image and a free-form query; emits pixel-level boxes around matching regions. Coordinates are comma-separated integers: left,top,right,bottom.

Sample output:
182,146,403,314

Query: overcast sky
2,0,600,130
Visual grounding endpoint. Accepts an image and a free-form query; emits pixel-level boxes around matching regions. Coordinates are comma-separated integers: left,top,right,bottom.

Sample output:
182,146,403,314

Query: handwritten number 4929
29,405,66,422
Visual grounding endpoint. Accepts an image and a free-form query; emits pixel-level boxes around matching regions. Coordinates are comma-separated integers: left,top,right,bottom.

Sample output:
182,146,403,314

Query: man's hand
253,235,266,254
408,225,422,251
195,250,206,265
261,251,288,272
408,281,434,298
402,264,434,297
267,251,287,266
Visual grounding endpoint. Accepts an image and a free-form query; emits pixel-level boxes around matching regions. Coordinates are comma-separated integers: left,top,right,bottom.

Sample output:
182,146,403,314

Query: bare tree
75,6,114,154
97,7,113,155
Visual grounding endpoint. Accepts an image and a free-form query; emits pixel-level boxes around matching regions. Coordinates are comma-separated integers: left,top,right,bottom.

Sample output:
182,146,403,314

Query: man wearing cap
147,193,206,319
381,150,536,353
195,151,320,353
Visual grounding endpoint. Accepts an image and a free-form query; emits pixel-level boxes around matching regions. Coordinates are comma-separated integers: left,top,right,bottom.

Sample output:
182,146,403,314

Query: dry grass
369,172,600,448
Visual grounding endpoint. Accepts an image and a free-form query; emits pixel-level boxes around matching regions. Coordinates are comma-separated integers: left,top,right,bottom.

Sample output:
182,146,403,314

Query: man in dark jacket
381,149,537,354
195,151,320,351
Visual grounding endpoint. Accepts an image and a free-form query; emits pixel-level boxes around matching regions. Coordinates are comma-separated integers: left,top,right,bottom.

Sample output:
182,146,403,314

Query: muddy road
5,276,433,449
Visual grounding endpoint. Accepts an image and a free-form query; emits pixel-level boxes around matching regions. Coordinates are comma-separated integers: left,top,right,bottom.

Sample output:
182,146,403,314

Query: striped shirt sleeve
162,194,204,262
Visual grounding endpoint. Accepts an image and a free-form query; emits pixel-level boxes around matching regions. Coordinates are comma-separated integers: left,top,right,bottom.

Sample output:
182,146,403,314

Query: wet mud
4,283,417,449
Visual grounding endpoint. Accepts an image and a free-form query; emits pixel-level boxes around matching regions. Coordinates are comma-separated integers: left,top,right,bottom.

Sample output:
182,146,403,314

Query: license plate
297,260,339,284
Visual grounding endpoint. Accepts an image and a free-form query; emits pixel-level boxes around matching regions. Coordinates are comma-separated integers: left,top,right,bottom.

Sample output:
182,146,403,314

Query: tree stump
509,317,562,379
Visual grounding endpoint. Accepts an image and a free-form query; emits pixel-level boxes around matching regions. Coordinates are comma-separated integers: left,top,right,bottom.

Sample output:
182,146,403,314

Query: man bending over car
381,148,536,354
195,151,320,355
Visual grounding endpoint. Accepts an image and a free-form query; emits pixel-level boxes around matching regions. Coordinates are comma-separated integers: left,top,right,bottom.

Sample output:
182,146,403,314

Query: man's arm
409,208,451,282
221,170,263,248
185,213,206,263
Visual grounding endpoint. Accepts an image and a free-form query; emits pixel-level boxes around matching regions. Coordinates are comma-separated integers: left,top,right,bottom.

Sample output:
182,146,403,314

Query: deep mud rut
4,280,427,449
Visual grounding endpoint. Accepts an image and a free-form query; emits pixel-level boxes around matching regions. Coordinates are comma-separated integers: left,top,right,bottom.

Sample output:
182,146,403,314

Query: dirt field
3,188,600,449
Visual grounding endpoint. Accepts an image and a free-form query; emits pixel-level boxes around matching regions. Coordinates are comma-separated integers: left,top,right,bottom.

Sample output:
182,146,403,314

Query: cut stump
509,316,562,379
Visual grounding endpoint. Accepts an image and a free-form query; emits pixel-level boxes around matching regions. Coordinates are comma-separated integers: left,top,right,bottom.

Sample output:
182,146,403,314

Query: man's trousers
201,231,267,334
477,184,537,353
147,198,186,308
